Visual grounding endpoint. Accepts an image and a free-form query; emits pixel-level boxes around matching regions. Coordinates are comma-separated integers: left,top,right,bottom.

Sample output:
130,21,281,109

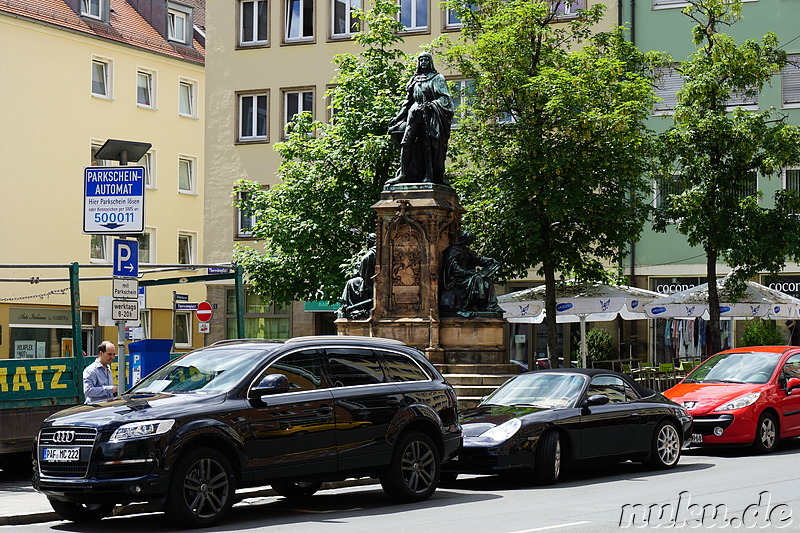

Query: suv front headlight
110,420,175,442
712,392,761,412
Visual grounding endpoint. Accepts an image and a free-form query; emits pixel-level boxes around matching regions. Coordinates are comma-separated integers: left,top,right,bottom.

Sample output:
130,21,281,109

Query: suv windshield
686,351,781,384
130,347,267,394
482,373,587,408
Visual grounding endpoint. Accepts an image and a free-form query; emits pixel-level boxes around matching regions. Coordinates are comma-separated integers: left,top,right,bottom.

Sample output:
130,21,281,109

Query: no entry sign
196,301,213,322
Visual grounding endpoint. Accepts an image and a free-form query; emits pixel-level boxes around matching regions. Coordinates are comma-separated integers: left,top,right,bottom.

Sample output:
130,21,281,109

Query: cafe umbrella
498,282,667,368
643,279,800,320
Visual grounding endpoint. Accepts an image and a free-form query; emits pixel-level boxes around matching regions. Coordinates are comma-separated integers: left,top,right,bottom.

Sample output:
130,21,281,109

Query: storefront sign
650,277,704,296
761,274,800,299
9,307,71,327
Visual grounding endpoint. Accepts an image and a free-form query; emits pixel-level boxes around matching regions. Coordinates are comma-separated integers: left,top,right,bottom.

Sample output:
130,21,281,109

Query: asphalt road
4,439,800,533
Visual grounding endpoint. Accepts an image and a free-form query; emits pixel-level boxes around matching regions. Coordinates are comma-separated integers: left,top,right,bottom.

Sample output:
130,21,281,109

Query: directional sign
113,277,139,299
112,299,140,321
196,301,213,322
113,239,139,277
84,166,145,234
175,302,198,311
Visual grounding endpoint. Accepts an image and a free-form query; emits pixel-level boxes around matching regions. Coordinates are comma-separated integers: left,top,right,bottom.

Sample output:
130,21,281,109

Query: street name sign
84,166,145,234
112,299,140,321
113,277,139,299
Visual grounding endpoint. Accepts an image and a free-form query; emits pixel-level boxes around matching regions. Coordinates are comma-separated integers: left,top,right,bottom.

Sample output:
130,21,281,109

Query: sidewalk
0,473,376,526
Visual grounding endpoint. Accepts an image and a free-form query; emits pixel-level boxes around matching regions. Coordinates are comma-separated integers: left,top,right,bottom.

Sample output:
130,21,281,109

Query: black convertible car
445,369,692,484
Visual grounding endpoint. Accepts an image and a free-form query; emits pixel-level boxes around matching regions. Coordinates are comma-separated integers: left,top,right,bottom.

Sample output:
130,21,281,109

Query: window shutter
654,66,682,114
782,55,800,106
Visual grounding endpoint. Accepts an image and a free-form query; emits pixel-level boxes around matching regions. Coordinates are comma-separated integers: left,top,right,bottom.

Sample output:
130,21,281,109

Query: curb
0,478,378,526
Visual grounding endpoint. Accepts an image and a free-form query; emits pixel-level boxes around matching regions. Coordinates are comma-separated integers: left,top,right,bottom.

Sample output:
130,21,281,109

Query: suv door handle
317,405,333,413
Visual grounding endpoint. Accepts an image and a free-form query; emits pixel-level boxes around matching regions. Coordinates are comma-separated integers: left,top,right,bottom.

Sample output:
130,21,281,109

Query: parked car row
31,337,798,528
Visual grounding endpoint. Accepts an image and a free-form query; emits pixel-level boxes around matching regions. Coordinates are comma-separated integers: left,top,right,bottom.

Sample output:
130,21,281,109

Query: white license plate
42,447,80,462
691,433,703,444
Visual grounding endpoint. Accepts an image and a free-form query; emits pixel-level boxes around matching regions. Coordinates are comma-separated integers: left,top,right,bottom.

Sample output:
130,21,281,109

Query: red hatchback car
664,346,800,453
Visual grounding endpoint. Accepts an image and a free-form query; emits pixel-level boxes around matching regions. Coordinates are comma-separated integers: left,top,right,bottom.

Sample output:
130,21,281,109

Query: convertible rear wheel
648,421,681,469
271,481,323,499
753,412,778,454
533,430,561,485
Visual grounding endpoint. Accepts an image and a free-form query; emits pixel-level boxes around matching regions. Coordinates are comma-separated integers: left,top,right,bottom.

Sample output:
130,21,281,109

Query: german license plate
691,433,703,444
42,448,80,462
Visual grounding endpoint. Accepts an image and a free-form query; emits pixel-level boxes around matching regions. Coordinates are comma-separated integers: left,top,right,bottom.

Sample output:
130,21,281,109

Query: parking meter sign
84,166,145,234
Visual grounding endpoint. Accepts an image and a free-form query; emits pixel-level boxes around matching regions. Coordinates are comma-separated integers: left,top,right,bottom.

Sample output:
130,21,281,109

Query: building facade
620,0,800,364
0,0,207,361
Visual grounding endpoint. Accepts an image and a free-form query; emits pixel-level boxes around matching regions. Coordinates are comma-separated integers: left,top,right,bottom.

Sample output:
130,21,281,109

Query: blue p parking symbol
113,239,139,277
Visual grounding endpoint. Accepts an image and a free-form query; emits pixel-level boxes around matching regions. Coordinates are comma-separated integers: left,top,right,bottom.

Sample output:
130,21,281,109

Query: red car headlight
712,392,761,412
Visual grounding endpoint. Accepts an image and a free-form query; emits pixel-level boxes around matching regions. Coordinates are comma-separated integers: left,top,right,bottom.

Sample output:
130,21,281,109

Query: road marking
506,522,591,533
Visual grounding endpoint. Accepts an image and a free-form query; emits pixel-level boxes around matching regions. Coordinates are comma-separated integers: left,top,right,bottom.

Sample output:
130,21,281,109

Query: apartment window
332,0,360,38
654,176,686,211
142,151,156,188
174,312,192,347
81,0,107,20
90,235,108,261
399,0,427,31
782,55,800,108
226,289,291,339
139,310,151,339
552,0,585,18
168,3,193,45
179,79,197,117
139,229,155,263
286,0,314,42
654,65,682,115
178,156,196,193
725,87,758,110
137,70,155,108
653,0,689,7
241,0,269,45
178,233,195,265
91,142,111,166
450,78,475,127
238,92,269,142
91,58,112,98
283,88,314,137
785,169,800,193
237,192,259,237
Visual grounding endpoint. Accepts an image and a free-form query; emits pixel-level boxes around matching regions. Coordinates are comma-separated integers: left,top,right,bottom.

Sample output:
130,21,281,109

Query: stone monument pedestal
336,184,506,367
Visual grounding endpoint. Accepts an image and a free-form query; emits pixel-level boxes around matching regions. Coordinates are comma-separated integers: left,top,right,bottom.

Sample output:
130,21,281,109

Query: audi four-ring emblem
53,430,76,443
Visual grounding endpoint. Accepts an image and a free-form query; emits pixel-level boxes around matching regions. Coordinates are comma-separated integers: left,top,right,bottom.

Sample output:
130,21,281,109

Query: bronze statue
387,52,454,186
440,231,503,317
339,233,377,319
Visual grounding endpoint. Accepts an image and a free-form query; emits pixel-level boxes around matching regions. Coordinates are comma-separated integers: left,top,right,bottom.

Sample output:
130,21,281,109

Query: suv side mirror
787,377,800,394
582,394,610,408
249,374,290,399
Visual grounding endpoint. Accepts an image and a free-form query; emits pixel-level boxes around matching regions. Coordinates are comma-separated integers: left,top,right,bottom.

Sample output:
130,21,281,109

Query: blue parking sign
114,239,139,277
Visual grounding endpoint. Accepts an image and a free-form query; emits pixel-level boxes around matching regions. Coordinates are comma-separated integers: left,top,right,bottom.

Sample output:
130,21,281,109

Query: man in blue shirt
83,341,118,403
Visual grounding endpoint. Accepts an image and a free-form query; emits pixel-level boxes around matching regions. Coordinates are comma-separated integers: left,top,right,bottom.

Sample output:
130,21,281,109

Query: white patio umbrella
643,279,800,320
498,282,667,367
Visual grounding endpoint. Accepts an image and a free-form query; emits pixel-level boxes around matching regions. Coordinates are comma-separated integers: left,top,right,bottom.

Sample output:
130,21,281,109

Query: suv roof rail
285,335,406,345
209,338,284,347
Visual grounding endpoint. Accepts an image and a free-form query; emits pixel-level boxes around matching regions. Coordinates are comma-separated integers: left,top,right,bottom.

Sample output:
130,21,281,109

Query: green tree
585,328,615,364
435,0,663,367
232,0,411,305
653,0,800,353
741,318,785,347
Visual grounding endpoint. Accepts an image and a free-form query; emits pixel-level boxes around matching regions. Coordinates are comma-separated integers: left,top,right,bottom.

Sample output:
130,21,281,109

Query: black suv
33,336,461,527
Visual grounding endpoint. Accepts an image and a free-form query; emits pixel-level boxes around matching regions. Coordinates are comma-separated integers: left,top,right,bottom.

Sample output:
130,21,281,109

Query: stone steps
438,363,519,411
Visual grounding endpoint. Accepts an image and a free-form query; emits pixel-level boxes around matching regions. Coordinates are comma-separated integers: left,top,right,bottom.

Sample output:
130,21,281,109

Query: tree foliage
741,318,786,347
233,0,412,305
434,0,664,365
653,0,800,352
